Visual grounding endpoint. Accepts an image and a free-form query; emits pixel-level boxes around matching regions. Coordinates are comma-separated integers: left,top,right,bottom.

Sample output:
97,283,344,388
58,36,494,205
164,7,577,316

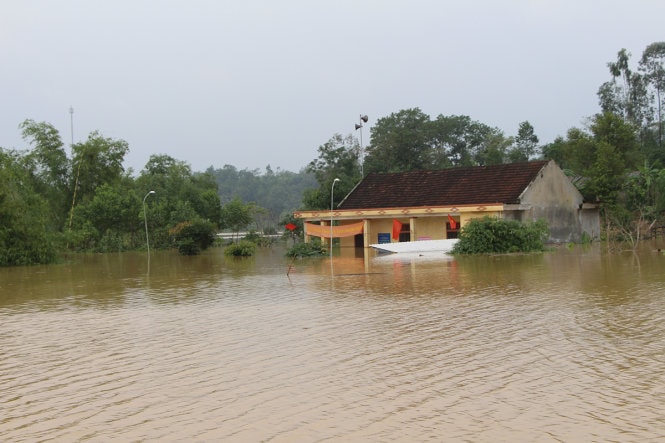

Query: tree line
1,121,315,265
2,41,664,265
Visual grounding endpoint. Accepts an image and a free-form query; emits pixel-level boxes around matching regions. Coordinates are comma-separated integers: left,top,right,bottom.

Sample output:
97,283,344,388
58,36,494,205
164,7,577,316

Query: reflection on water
1,243,664,441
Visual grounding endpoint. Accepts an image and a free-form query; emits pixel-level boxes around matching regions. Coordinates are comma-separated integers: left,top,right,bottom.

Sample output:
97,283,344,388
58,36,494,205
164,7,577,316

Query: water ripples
1,247,665,441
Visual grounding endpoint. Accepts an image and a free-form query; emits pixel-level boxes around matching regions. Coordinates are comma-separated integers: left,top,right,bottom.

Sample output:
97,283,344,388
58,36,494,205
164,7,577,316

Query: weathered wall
413,217,445,240
368,219,394,244
519,161,599,243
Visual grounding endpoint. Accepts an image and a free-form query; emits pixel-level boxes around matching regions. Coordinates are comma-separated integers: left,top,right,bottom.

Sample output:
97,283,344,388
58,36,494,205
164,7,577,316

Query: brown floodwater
1,242,664,442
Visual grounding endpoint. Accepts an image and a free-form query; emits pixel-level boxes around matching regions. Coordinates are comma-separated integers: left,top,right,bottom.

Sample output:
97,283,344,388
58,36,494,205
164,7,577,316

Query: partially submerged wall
519,161,599,243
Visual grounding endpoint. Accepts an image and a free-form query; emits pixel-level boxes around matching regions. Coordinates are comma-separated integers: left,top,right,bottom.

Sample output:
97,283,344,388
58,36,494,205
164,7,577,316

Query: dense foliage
170,219,217,255
452,217,549,254
207,164,316,227
0,150,59,265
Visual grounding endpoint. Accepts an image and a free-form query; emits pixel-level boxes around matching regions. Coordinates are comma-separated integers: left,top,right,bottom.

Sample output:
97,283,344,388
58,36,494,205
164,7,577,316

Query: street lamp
143,191,155,257
355,114,368,176
330,178,340,258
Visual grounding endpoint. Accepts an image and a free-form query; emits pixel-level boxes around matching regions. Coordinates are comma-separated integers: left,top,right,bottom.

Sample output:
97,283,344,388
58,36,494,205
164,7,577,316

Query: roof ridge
339,161,550,210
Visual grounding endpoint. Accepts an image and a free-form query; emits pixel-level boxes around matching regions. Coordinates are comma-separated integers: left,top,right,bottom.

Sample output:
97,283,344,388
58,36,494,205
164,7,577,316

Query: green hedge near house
451,216,548,254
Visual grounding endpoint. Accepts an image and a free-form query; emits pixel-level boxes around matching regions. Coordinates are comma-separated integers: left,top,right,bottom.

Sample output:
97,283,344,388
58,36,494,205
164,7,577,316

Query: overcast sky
2,1,664,174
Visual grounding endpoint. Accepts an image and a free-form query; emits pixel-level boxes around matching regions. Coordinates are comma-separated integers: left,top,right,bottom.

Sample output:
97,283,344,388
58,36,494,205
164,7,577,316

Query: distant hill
205,164,317,226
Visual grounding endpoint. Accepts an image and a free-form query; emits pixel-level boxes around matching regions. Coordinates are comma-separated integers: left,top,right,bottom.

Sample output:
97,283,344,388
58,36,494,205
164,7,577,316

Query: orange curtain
304,221,364,238
392,219,402,239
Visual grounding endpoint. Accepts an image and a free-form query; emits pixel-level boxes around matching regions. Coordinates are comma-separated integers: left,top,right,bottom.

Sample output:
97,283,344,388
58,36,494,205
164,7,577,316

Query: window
446,221,459,239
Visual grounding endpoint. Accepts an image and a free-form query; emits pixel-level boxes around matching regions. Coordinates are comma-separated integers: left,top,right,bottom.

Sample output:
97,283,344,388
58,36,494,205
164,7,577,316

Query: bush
97,229,124,252
224,240,257,257
170,219,216,256
285,240,327,258
452,216,548,254
177,238,201,255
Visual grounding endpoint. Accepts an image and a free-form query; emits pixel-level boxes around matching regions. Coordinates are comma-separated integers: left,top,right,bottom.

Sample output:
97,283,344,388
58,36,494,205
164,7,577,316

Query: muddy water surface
1,244,664,441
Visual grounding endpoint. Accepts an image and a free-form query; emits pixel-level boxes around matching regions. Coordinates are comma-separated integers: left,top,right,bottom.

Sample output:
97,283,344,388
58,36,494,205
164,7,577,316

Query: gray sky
2,1,664,174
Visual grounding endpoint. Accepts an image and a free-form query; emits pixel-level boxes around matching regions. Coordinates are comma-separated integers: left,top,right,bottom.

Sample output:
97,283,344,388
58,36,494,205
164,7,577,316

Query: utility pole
68,106,79,231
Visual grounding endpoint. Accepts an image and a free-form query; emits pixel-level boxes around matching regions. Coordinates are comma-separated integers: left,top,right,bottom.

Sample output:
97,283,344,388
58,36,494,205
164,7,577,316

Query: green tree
135,154,222,250
364,110,504,172
473,128,512,166
221,197,253,240
590,112,641,168
638,42,665,149
19,120,70,230
20,120,69,190
540,136,568,165
509,121,539,162
549,113,641,205
428,114,496,167
598,48,650,128
302,134,361,210
70,131,129,208
69,181,142,251
606,161,665,248
364,108,431,173
0,149,58,265
597,43,665,163
208,164,315,227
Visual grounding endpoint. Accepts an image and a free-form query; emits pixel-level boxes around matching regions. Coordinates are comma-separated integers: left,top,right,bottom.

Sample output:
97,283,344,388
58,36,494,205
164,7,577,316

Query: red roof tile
338,161,549,209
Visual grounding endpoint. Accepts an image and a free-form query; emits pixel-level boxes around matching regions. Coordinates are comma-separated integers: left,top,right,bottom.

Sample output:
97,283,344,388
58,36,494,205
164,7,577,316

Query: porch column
322,219,331,246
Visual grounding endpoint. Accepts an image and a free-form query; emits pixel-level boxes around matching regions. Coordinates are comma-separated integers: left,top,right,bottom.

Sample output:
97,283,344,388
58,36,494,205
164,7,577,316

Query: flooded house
294,160,600,248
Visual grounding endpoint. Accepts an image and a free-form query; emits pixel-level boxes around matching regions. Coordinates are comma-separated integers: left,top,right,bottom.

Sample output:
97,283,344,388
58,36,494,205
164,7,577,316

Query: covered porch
294,204,504,249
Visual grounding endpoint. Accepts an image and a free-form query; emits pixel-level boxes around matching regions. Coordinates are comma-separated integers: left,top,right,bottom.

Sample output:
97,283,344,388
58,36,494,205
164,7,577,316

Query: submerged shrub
452,216,548,254
224,240,257,257
285,240,327,258
170,219,216,256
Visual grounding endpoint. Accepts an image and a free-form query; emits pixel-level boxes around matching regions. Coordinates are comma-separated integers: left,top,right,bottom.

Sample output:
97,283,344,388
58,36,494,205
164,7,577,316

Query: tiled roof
338,161,549,209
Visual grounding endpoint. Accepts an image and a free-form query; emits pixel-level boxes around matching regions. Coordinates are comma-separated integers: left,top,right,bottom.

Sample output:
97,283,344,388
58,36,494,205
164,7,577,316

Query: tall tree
0,149,58,265
638,42,665,148
542,113,641,205
19,120,70,229
509,121,539,162
20,120,69,190
364,108,431,173
365,110,501,171
135,154,222,249
71,131,129,204
302,134,361,210
477,130,513,166
597,44,665,163
597,48,650,127
221,197,253,239
428,114,495,167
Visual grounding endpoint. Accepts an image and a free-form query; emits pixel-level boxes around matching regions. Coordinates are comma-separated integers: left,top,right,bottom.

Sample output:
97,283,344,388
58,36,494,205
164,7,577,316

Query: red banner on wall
447,214,457,230
392,219,402,240
304,221,364,238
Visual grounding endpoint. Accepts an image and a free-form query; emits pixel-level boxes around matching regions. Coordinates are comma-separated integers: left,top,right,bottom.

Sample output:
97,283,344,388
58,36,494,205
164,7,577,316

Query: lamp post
355,114,368,176
330,178,340,259
143,191,155,257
